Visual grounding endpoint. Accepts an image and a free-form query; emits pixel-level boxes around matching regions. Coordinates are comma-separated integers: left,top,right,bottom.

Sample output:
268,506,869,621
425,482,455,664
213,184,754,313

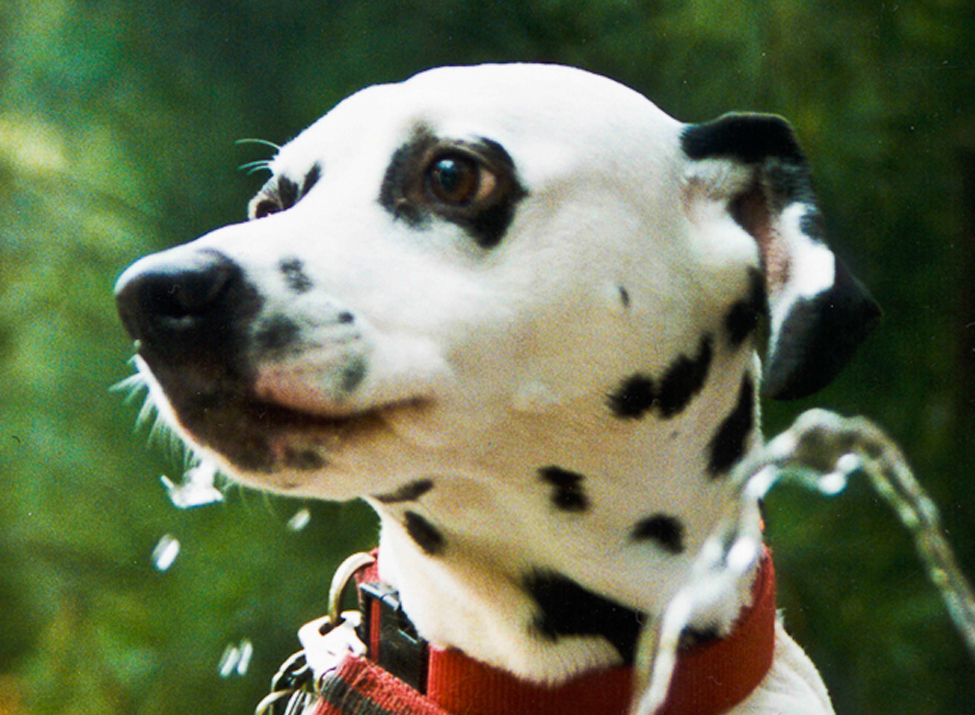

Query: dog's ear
682,113,880,400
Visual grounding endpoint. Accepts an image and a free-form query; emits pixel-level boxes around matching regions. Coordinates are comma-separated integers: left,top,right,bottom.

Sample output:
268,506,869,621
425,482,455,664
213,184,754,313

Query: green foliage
2,1,974,713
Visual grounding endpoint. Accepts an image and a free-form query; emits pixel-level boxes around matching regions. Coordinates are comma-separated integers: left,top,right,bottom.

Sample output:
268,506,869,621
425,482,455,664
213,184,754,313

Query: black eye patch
378,128,527,249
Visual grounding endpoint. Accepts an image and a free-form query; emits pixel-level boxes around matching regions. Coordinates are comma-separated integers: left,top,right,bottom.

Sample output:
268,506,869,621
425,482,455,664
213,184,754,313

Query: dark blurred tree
1,1,973,713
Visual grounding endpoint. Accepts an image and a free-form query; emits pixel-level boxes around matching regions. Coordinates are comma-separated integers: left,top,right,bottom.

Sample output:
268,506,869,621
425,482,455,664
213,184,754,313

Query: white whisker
239,159,273,176
235,137,281,151
111,369,147,401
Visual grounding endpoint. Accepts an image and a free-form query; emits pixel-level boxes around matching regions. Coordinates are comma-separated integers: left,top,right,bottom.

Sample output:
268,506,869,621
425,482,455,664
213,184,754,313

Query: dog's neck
368,348,763,683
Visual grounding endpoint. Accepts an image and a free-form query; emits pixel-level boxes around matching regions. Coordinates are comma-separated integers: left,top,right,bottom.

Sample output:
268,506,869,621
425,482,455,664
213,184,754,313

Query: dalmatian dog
115,64,879,714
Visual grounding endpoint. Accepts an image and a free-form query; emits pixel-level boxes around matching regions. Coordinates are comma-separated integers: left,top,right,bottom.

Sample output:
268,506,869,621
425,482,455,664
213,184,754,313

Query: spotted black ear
682,113,880,400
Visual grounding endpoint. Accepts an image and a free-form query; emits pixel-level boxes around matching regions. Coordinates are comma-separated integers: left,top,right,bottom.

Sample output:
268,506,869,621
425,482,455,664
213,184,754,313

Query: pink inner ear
731,183,791,296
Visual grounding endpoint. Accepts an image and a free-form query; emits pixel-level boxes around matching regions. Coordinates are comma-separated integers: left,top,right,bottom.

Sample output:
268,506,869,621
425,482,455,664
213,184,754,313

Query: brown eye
426,153,494,205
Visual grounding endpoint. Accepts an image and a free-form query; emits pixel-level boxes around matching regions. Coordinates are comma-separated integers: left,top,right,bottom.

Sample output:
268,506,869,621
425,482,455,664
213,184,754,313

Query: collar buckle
358,582,429,691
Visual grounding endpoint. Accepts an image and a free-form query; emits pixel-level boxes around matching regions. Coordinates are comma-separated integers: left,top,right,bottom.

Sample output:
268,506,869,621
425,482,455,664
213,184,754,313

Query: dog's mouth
136,356,429,476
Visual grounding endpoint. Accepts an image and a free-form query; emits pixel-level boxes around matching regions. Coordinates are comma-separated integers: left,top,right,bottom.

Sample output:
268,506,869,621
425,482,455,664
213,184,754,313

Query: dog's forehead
271,64,684,182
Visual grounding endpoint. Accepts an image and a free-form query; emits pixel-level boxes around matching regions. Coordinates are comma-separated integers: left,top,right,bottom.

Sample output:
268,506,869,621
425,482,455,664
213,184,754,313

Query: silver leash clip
298,610,366,680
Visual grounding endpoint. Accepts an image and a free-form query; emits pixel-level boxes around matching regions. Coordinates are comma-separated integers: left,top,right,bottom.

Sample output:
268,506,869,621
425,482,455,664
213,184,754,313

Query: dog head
116,63,878,503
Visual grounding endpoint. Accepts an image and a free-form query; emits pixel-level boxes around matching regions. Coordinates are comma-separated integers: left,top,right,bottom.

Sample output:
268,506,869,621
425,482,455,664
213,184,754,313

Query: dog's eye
426,153,496,206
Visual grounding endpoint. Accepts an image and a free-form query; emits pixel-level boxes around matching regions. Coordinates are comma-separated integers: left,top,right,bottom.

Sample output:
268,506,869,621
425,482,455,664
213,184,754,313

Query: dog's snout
115,248,261,374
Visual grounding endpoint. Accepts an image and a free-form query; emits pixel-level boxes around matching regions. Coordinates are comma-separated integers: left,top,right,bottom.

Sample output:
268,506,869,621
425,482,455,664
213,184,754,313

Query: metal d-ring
327,551,376,625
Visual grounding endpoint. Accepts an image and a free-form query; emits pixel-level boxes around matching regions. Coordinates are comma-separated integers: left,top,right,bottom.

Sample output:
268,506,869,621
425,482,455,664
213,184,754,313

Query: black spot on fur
725,269,767,347
255,315,300,358
375,479,435,504
707,375,755,477
618,286,631,308
657,336,713,418
524,571,646,663
404,511,445,555
631,514,685,554
538,466,589,512
279,257,313,293
276,177,300,211
302,163,322,196
681,114,805,165
607,374,656,419
282,447,326,471
340,359,366,394
608,336,712,420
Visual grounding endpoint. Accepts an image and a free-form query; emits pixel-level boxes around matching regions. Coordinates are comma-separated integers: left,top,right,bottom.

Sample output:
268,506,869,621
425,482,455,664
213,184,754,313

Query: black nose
115,248,260,373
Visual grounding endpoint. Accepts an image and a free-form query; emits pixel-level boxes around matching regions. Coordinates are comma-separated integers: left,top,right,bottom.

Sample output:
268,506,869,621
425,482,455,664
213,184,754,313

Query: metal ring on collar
328,551,377,625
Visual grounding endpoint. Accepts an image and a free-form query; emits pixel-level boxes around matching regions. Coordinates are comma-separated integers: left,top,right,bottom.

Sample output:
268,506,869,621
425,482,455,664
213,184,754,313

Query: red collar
332,549,777,715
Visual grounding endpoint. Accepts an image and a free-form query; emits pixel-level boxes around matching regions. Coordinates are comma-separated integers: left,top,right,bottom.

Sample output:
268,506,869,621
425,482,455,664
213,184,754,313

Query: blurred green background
2,1,974,713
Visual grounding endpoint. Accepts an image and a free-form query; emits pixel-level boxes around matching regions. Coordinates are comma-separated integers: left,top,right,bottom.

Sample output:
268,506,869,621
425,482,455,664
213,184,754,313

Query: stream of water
631,409,975,715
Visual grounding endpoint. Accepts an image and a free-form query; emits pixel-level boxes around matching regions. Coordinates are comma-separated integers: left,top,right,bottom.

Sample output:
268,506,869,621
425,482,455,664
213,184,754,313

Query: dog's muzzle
116,247,363,474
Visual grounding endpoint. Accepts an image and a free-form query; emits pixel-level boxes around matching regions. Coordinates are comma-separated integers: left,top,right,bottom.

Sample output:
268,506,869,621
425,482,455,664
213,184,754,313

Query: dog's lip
252,368,439,435
242,393,432,433
140,367,416,436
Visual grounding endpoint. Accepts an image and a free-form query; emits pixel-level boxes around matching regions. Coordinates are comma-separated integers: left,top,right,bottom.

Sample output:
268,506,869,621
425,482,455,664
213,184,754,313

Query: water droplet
218,643,240,678
287,507,311,532
836,453,861,476
161,462,224,509
818,471,848,496
236,639,253,675
152,534,180,571
218,639,254,678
